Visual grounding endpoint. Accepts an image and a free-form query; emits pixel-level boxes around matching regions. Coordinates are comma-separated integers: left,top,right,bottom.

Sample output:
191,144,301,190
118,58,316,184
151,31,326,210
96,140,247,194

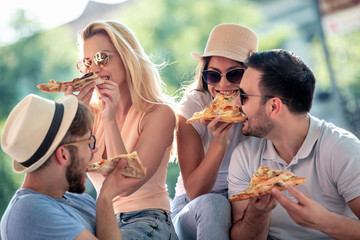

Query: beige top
87,106,171,213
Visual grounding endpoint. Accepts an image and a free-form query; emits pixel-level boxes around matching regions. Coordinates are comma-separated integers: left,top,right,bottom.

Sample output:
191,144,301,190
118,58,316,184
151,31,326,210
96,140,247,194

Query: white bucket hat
1,94,78,173
192,23,258,63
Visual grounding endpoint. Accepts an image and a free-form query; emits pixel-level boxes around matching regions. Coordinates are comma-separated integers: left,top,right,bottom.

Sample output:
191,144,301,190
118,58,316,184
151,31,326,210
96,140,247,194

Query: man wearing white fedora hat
0,94,124,239
171,23,258,239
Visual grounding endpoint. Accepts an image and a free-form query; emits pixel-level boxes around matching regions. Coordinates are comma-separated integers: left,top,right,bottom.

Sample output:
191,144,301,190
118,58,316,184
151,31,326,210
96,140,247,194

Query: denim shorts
116,208,178,240
171,190,231,240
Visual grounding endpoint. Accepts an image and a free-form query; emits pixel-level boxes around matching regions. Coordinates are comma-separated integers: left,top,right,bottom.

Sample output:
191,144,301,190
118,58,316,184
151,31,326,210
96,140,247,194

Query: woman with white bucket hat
171,23,258,240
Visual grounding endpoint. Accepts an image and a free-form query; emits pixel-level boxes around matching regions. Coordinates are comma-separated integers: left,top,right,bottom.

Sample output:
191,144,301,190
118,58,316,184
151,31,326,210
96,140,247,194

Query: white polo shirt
228,114,360,239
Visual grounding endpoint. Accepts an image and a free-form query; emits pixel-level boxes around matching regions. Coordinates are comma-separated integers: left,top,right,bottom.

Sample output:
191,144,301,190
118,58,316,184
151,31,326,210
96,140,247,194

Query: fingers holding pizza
272,185,328,230
249,193,278,214
86,151,146,179
38,72,105,105
95,80,120,120
203,117,234,146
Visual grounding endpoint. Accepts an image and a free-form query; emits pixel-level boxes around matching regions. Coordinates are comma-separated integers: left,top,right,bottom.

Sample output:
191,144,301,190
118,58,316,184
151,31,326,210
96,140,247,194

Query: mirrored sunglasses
76,51,111,74
202,68,245,86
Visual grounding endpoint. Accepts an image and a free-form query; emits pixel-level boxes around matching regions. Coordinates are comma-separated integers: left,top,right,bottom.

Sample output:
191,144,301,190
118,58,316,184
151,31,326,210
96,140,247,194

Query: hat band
21,102,64,167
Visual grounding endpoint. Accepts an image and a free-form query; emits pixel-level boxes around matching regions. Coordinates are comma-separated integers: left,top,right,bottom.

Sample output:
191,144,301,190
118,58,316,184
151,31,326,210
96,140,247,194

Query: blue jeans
171,190,231,240
116,209,178,240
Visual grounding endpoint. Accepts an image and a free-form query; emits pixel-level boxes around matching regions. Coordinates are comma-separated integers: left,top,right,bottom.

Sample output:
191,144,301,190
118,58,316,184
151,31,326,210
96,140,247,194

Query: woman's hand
65,82,96,106
200,116,233,146
96,81,120,121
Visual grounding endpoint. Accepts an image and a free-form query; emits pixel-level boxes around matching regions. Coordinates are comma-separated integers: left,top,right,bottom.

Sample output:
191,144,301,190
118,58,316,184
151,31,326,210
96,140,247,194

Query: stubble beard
241,108,274,138
66,149,86,194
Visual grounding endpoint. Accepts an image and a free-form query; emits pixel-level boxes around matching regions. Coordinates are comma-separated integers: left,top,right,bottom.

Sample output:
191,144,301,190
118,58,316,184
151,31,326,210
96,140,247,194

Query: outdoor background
1,0,360,218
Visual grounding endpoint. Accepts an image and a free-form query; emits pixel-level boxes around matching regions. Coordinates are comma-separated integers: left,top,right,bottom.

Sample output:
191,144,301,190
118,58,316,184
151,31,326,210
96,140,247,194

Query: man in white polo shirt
228,49,360,239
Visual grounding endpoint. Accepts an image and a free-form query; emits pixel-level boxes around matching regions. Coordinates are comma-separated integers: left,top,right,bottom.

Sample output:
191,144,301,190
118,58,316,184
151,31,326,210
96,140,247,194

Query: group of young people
1,20,360,240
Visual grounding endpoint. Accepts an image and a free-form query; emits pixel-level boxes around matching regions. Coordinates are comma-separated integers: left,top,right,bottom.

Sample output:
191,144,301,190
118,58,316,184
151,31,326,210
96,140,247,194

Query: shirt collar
262,114,321,165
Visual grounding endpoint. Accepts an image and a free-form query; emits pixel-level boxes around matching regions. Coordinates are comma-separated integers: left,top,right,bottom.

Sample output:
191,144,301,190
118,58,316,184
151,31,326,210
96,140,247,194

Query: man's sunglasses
60,134,96,150
239,88,289,105
76,50,111,74
202,68,245,86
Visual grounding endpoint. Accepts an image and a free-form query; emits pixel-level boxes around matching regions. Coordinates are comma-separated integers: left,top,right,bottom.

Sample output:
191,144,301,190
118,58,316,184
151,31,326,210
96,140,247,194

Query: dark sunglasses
239,88,289,105
60,134,96,150
202,68,245,86
76,51,111,74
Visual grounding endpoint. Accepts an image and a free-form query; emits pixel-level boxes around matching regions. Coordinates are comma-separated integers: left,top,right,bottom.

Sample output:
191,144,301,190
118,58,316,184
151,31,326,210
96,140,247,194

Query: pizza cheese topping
86,151,146,178
186,92,247,124
230,166,306,201
37,72,104,93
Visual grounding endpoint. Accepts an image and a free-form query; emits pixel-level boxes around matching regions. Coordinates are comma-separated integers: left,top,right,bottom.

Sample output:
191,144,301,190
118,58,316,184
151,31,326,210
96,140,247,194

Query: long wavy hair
78,21,171,112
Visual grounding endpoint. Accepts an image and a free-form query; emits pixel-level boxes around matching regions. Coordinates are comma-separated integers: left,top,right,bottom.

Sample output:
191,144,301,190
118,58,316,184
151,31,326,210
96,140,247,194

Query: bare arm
94,160,127,240
177,116,232,200
230,195,277,240
74,161,127,240
92,79,176,196
102,103,176,197
273,185,360,240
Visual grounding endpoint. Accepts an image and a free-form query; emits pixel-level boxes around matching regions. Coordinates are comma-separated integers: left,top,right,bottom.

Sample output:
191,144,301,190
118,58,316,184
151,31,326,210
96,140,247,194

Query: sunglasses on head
202,68,245,86
76,50,111,74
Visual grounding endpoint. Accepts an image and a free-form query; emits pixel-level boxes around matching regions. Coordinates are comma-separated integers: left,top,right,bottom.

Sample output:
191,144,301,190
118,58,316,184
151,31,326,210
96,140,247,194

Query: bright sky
0,0,125,45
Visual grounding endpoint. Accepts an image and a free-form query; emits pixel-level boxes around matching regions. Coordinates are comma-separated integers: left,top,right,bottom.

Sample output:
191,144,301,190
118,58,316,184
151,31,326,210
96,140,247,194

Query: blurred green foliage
312,29,360,136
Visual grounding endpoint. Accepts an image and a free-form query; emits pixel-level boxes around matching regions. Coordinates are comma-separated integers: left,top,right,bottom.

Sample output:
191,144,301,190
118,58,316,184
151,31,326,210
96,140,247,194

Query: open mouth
215,89,239,94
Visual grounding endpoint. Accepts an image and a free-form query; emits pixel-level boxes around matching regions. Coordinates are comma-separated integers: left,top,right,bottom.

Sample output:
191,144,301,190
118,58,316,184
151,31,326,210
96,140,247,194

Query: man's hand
272,184,328,229
100,159,127,199
248,194,278,215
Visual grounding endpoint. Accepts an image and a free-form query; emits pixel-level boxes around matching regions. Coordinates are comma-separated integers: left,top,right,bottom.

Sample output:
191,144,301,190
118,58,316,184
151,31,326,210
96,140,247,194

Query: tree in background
312,29,360,136
0,10,79,216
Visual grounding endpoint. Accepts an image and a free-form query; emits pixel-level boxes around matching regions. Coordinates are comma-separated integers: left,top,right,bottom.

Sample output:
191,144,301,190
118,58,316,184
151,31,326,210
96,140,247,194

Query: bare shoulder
143,104,176,128
147,104,176,122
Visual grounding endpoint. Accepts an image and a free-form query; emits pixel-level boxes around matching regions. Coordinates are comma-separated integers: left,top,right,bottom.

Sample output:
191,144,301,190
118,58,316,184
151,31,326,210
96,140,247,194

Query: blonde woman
67,21,178,239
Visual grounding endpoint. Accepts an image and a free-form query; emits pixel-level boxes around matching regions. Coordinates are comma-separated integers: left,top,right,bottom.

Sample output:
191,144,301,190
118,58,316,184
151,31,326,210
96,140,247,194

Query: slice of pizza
37,72,104,93
86,151,146,178
229,166,306,202
186,92,247,124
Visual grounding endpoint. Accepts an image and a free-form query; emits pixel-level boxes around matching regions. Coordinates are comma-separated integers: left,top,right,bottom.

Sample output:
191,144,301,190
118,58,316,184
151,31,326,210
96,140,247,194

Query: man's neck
270,114,310,164
22,172,67,199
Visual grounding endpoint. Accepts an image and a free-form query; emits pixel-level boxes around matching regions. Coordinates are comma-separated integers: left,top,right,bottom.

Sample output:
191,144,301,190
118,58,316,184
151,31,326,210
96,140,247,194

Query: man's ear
54,146,71,166
269,97,283,119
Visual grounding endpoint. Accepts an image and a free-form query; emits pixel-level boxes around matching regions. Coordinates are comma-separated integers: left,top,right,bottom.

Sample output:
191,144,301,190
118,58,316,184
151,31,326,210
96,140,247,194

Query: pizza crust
37,72,104,93
186,92,247,124
86,151,146,178
229,166,306,201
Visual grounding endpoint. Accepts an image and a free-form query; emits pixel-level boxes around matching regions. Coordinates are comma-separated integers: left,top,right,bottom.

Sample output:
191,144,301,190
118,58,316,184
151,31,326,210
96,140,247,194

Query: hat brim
12,95,78,173
191,51,249,63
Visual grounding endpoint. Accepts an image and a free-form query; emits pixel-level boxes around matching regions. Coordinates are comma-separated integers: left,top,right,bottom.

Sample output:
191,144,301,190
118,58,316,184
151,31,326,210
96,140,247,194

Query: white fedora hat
1,94,78,173
192,23,258,63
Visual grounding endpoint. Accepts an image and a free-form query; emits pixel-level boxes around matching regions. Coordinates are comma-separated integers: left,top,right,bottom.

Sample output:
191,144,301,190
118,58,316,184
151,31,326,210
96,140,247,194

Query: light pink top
87,106,171,213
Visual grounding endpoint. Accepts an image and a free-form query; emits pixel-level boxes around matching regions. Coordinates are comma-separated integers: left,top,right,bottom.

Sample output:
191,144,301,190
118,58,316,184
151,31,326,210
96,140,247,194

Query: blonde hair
78,21,170,112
